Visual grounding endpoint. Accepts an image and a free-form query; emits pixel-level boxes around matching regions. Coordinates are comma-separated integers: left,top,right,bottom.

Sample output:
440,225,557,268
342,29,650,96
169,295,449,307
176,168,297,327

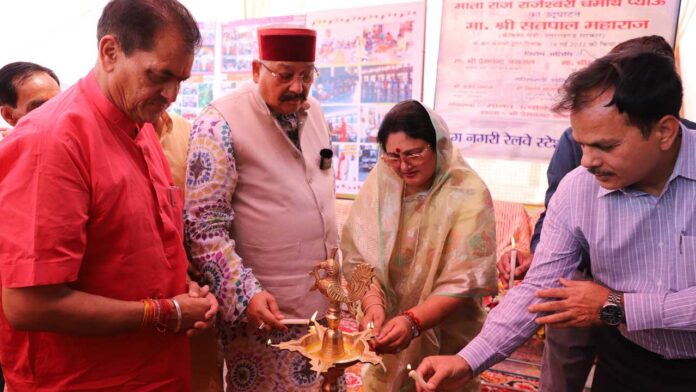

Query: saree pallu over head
341,101,498,391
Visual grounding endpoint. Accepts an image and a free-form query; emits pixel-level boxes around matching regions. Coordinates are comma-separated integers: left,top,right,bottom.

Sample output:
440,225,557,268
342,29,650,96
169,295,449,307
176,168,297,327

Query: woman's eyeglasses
260,62,319,84
381,145,431,166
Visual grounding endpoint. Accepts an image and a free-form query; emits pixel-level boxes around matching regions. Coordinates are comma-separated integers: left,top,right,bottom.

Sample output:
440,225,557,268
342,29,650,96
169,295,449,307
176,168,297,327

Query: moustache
588,167,614,177
280,93,307,102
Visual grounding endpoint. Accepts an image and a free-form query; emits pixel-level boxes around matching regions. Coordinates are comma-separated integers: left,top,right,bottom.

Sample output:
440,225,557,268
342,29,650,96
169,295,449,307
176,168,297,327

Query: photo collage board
170,22,216,122
170,3,426,197
308,2,426,197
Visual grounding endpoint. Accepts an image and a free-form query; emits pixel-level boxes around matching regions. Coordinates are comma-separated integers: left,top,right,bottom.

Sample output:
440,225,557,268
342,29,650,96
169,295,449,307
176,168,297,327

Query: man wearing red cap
185,26,338,390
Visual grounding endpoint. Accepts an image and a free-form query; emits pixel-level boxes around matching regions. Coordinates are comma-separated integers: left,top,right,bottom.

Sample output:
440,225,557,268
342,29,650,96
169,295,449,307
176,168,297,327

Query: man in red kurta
0,1,217,390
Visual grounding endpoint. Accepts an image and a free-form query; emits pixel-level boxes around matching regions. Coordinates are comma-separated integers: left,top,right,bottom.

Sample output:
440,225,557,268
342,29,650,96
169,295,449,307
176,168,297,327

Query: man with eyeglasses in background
185,26,338,390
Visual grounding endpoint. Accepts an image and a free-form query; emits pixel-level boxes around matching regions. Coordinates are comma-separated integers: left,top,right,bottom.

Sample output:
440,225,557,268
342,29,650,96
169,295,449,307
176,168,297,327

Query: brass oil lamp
273,251,384,391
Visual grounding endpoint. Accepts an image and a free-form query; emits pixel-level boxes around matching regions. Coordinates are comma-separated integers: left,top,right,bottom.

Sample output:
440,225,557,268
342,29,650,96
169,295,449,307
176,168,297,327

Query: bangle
402,310,423,338
362,302,384,314
141,299,159,330
141,298,176,332
153,299,162,332
172,299,182,333
361,292,384,306
156,299,173,333
141,300,152,330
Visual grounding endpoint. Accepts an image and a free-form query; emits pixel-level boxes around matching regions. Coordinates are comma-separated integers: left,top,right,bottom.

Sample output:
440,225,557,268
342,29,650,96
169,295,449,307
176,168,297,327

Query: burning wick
267,339,272,346
309,310,319,334
352,321,375,349
407,364,428,388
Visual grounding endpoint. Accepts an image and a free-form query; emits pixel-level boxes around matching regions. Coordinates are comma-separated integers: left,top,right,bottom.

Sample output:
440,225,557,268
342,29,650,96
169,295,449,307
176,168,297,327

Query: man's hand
171,292,217,334
247,291,286,333
415,355,473,391
529,278,610,328
496,249,533,289
373,315,412,354
185,281,219,335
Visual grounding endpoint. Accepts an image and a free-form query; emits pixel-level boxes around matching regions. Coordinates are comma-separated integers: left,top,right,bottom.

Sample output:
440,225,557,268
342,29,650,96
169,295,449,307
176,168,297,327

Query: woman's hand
360,283,386,335
360,302,386,335
372,315,413,354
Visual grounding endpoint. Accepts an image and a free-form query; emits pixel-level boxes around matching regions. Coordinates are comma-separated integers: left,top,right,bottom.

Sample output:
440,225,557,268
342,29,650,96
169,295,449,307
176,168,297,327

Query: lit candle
309,310,319,335
407,364,428,388
509,236,517,289
267,338,272,346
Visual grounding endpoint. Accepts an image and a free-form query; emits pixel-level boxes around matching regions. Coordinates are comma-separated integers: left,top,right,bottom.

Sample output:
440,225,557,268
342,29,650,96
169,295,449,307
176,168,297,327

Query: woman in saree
341,100,498,391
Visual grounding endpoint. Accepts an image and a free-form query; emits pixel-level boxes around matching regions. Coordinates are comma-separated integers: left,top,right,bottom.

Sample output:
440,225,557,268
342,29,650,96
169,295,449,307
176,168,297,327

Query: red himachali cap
258,26,317,62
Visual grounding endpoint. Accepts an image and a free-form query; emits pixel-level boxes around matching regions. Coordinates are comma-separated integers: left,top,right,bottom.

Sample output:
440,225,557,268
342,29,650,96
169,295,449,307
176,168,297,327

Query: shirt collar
83,70,138,137
596,124,696,198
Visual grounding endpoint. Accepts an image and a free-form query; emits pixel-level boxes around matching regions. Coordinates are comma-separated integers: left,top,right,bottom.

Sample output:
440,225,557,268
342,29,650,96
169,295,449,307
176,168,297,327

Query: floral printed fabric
185,106,342,391
274,112,301,150
222,325,336,391
185,105,263,324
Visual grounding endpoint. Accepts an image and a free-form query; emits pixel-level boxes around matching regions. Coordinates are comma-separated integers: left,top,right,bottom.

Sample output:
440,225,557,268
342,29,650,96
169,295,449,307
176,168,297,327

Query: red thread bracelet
402,310,423,337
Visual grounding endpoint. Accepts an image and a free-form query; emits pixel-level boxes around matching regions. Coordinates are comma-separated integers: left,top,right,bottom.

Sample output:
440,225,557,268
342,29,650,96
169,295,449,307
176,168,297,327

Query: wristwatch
599,291,625,326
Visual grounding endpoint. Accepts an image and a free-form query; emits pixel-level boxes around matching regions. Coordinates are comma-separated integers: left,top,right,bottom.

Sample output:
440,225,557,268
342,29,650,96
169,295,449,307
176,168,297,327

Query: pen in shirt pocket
680,231,684,255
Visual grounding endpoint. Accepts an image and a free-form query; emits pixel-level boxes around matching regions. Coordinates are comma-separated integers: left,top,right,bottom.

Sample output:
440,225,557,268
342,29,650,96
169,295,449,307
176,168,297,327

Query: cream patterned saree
341,101,498,392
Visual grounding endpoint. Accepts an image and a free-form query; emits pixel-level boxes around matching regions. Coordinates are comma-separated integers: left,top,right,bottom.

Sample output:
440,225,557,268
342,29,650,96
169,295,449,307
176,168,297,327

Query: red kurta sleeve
0,128,89,287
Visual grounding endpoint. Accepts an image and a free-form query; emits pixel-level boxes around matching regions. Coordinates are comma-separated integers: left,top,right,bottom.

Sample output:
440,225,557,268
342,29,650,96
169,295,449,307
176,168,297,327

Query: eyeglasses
260,62,319,84
381,145,431,166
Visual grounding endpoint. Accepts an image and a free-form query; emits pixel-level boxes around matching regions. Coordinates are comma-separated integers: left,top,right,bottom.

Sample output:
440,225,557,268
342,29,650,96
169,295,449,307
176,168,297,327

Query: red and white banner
435,0,680,161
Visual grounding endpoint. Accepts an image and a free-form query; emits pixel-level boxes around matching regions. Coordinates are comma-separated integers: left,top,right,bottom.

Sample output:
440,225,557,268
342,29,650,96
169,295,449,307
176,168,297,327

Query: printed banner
435,0,680,161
